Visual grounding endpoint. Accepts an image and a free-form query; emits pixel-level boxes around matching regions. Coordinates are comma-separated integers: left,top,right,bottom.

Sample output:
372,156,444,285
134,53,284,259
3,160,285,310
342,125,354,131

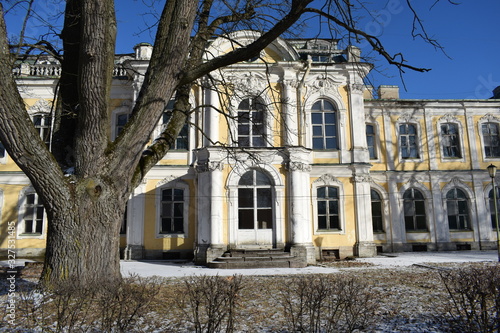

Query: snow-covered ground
119,250,498,277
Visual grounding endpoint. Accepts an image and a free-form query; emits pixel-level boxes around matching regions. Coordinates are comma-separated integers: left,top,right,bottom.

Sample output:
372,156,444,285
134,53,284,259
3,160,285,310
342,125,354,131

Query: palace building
1,31,499,267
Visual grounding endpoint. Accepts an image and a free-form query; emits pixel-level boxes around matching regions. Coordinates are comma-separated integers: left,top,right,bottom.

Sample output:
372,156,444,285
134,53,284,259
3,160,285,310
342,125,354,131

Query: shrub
439,264,500,333
274,274,376,332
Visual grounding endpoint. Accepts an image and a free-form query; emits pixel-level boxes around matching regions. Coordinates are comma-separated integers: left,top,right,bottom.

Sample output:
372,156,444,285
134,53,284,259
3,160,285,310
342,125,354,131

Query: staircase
208,248,307,269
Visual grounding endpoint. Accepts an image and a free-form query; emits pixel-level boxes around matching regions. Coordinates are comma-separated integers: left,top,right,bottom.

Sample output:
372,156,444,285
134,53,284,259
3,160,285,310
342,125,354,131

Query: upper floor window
441,123,461,158
482,122,500,158
33,114,52,147
488,188,500,229
366,124,377,159
399,123,419,159
311,99,337,150
22,192,45,235
160,188,184,234
162,99,189,150
317,186,340,231
403,188,427,231
371,189,384,232
115,113,130,138
446,188,470,230
237,98,266,147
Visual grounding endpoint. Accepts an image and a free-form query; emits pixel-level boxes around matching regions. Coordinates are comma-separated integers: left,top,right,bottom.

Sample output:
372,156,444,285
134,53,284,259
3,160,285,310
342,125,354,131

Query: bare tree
0,0,453,287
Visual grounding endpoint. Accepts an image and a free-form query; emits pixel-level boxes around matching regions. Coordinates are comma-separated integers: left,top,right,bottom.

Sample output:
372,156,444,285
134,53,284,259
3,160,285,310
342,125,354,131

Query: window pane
252,136,265,147
329,200,338,214
174,189,183,201
329,216,340,229
371,201,382,216
311,113,322,124
416,216,427,230
257,188,272,207
318,216,327,229
415,201,426,214
317,201,326,214
238,189,253,207
238,210,254,229
239,171,253,185
255,171,271,185
173,218,184,233
324,113,335,124
325,138,336,149
313,125,323,136
447,201,458,215
257,209,272,229
317,187,326,198
448,216,458,229
327,187,338,198
162,203,172,218
313,138,324,149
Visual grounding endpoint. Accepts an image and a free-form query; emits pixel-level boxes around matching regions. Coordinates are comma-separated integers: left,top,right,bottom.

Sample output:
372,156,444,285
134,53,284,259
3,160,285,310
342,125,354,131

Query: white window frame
233,96,270,148
17,187,46,239
396,120,423,162
478,115,500,161
310,99,339,151
366,122,380,161
155,178,189,238
437,115,465,163
111,100,132,140
312,174,345,235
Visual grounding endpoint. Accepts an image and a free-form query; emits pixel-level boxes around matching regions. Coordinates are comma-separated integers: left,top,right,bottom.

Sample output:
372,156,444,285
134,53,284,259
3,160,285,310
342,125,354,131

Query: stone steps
208,249,307,269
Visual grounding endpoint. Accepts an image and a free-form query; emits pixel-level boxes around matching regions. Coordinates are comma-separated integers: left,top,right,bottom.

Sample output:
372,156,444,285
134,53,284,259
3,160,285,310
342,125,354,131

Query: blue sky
5,1,500,100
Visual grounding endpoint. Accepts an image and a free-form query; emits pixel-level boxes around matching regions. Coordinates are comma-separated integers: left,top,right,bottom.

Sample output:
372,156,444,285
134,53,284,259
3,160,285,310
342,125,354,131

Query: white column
348,83,369,163
352,171,377,257
204,86,220,146
209,161,224,246
282,79,299,146
286,147,315,264
124,181,146,260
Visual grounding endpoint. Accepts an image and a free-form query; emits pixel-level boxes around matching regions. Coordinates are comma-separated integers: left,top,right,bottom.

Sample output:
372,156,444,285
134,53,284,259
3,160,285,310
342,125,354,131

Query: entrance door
237,170,274,247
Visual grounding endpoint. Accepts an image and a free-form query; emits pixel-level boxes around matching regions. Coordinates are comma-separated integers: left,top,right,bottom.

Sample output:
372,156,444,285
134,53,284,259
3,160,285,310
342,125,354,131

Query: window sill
157,233,186,239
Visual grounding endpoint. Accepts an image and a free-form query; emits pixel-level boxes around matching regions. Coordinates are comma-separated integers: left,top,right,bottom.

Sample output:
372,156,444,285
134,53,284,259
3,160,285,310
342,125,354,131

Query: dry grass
1,261,498,332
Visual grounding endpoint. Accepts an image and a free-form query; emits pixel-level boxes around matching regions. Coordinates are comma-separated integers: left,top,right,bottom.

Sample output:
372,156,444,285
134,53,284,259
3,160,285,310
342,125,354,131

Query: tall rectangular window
399,123,419,159
23,193,45,234
317,186,340,230
366,124,377,159
482,122,500,158
237,98,266,147
160,188,184,234
441,123,461,158
33,114,52,147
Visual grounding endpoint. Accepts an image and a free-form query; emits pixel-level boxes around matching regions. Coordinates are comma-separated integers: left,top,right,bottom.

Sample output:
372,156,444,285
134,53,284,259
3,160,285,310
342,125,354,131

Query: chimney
378,85,399,99
134,43,153,60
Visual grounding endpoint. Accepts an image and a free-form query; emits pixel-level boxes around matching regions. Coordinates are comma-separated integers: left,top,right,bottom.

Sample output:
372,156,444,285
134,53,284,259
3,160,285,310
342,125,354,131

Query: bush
17,275,161,332
439,264,500,333
175,274,243,333
274,274,376,332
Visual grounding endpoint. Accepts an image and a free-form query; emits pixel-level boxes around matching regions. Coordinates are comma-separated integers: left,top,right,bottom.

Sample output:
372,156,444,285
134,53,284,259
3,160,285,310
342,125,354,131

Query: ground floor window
403,188,427,231
22,193,45,234
238,170,273,230
317,186,340,230
371,189,384,232
446,188,471,230
160,188,184,234
489,188,500,229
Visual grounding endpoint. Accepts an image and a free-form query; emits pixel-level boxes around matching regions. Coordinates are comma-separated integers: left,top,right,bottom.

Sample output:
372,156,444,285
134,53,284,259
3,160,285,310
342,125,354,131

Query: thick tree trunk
41,179,129,287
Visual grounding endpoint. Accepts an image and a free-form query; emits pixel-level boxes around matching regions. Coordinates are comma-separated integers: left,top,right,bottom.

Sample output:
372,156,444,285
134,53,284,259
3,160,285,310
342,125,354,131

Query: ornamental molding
313,173,342,186
439,114,459,123
195,160,224,173
479,113,500,123
287,161,311,172
352,175,372,183
348,83,365,94
28,99,52,115
305,73,343,90
227,72,267,96
156,176,187,188
398,112,419,123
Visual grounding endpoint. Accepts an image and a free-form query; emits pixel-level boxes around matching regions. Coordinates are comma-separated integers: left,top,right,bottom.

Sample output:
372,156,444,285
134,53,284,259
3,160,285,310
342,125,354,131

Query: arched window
482,122,500,158
238,170,273,229
371,189,384,232
237,98,266,147
317,186,340,230
403,188,427,231
440,123,461,158
488,188,500,229
399,123,419,159
446,188,470,230
311,99,337,150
